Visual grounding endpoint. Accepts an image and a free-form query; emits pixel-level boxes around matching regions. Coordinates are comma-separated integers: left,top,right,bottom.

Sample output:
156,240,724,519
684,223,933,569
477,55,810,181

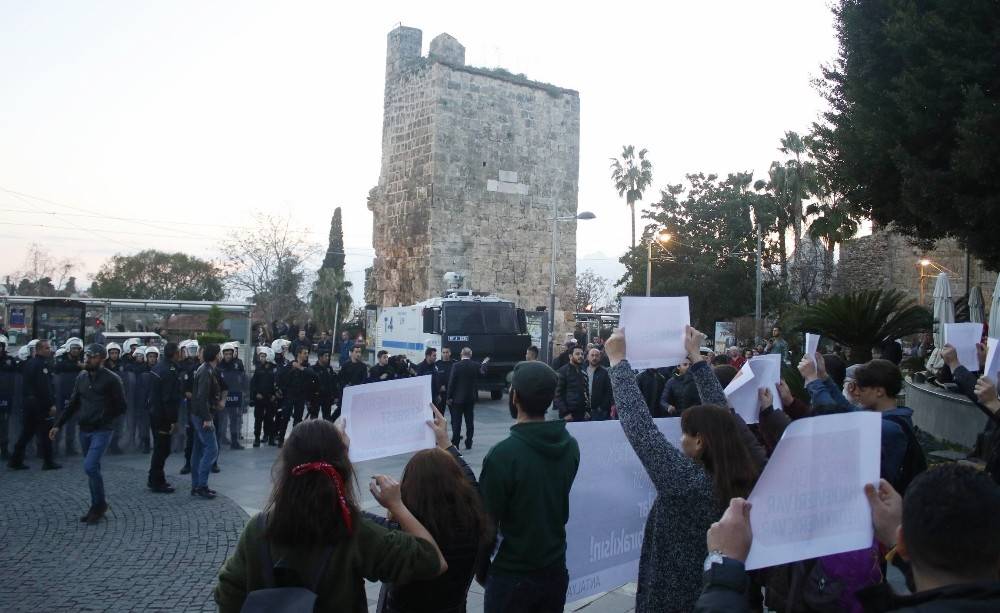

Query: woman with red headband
214,418,448,612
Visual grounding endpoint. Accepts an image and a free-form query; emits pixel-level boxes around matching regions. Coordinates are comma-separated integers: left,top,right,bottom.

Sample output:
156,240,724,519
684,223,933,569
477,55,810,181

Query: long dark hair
400,449,490,550
264,419,359,546
681,405,759,507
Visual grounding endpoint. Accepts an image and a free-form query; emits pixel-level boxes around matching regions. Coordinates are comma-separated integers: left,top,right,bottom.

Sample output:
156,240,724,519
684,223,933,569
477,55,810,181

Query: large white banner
745,411,881,570
341,375,434,462
564,419,682,603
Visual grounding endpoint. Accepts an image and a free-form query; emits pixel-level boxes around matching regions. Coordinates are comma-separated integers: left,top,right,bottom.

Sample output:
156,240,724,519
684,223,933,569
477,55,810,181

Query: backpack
241,515,335,613
883,414,928,495
762,545,883,613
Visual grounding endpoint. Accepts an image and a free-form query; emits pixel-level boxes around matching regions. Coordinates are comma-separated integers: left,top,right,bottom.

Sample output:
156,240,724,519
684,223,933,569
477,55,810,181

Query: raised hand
706,498,753,563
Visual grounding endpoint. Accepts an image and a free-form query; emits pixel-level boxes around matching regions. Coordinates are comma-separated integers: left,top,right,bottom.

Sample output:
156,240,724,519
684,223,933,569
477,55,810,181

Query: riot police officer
178,339,200,475
218,342,246,450
103,342,126,454
7,339,60,471
0,335,19,460
53,338,85,455
311,349,339,421
147,343,182,493
250,346,278,447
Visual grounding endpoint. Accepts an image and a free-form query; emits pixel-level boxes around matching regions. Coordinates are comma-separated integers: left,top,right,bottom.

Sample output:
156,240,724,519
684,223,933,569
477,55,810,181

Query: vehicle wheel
490,390,503,400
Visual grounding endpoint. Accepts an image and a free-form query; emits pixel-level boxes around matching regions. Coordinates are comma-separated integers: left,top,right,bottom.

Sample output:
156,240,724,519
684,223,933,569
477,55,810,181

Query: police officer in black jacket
178,340,201,475
276,346,318,444
53,339,84,456
0,334,19,460
147,343,182,493
250,347,279,447
311,349,339,421
103,343,127,454
49,344,126,523
446,347,490,449
339,345,369,388
8,339,60,471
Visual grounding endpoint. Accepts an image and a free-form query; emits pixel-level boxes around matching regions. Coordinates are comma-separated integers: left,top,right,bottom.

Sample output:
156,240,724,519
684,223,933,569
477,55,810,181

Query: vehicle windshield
443,302,518,335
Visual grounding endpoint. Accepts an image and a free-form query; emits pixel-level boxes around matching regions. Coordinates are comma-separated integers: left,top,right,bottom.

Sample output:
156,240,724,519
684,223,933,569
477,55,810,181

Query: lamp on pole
550,211,596,356
645,228,672,296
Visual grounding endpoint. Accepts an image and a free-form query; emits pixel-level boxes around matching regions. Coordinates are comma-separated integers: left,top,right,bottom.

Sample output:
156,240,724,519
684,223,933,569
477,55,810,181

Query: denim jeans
189,413,218,489
484,564,569,613
78,429,113,508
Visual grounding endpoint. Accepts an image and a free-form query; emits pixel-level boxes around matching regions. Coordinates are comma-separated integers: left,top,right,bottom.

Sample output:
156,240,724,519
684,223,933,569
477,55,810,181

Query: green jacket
215,514,440,613
479,420,580,575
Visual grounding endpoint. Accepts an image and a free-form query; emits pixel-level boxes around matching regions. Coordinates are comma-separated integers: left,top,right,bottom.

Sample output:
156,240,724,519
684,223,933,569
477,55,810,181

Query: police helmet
0,334,7,349
271,339,289,353
27,339,39,348
17,345,31,360
181,339,199,358
264,347,275,363
84,343,107,359
145,346,160,357
106,342,122,355
54,347,68,358
65,337,84,350
221,341,236,354
123,338,140,355
135,346,148,358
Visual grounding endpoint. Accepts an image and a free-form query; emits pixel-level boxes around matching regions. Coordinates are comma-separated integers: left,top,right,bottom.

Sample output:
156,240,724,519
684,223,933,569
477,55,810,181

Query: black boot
179,461,191,475
211,462,220,473
253,436,260,448
0,445,9,461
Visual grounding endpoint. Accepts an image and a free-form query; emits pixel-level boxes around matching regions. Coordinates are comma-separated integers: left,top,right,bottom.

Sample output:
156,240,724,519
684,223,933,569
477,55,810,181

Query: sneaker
179,462,191,475
42,462,63,471
211,463,220,473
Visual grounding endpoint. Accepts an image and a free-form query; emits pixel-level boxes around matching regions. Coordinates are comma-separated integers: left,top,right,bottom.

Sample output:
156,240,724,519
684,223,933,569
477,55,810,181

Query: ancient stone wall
370,26,581,329
837,230,997,308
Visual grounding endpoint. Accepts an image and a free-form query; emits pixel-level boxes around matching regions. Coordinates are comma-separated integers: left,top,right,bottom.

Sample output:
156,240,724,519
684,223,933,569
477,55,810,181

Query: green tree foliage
310,269,353,334
90,250,225,300
793,289,932,364
610,145,654,250
205,304,224,332
819,0,1000,268
321,207,345,274
618,173,783,331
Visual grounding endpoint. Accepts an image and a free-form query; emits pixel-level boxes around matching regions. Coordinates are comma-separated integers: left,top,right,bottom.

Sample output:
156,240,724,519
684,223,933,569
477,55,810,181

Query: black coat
250,363,278,402
587,365,613,420
339,361,368,387
447,359,484,406
149,360,182,428
555,363,589,419
55,367,126,432
22,355,55,413
312,363,339,401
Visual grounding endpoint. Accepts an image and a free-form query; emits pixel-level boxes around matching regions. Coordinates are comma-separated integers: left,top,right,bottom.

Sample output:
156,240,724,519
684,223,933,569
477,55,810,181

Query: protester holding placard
604,326,760,612
479,361,579,613
366,406,493,613
214,419,448,612
694,465,1000,612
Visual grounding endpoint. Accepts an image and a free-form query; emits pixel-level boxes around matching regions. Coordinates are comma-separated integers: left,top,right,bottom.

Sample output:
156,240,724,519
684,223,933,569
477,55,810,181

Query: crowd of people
3,316,1000,612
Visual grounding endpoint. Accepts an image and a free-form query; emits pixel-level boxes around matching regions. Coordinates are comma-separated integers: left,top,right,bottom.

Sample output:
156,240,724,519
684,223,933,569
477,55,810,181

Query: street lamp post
645,228,672,297
549,211,596,359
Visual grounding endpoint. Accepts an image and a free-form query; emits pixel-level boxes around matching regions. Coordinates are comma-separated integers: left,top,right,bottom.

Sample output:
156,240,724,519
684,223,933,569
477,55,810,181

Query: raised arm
605,328,706,494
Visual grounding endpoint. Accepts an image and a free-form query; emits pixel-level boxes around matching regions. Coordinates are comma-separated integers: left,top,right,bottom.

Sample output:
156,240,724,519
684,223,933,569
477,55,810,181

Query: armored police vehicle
366,273,531,399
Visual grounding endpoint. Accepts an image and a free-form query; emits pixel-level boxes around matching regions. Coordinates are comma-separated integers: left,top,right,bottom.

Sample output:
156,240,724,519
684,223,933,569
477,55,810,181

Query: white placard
805,333,820,367
341,375,434,462
745,412,881,570
724,363,759,424
985,338,1000,382
944,323,983,371
749,354,783,412
564,418,683,603
619,297,690,369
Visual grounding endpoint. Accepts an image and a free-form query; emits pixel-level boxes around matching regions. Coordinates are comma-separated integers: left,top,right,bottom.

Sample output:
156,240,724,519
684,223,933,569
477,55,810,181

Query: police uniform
218,354,245,450
0,344,20,459
53,350,84,455
8,354,59,469
103,356,127,453
311,358,340,421
250,361,278,446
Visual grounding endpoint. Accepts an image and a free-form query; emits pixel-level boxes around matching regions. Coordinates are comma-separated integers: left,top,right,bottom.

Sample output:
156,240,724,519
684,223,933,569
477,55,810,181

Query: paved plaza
1,398,637,612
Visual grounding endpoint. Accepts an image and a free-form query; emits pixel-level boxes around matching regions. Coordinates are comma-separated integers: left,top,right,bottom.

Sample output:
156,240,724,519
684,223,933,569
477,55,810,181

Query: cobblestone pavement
2,398,636,613
0,460,247,612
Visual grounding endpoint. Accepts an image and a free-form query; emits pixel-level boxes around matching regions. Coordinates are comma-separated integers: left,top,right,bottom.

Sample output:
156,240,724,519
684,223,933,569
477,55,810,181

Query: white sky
0,0,838,303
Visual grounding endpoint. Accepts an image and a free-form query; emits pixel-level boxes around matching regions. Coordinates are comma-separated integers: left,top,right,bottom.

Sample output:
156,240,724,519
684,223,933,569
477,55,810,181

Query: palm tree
794,289,932,363
763,162,791,282
610,145,653,249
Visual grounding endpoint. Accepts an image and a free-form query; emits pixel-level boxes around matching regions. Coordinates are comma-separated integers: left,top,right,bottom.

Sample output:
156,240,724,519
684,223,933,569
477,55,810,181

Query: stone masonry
368,26,581,329
836,229,996,308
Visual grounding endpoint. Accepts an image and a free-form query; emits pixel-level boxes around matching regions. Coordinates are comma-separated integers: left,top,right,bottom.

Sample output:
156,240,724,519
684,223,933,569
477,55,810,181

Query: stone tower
368,26,581,329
